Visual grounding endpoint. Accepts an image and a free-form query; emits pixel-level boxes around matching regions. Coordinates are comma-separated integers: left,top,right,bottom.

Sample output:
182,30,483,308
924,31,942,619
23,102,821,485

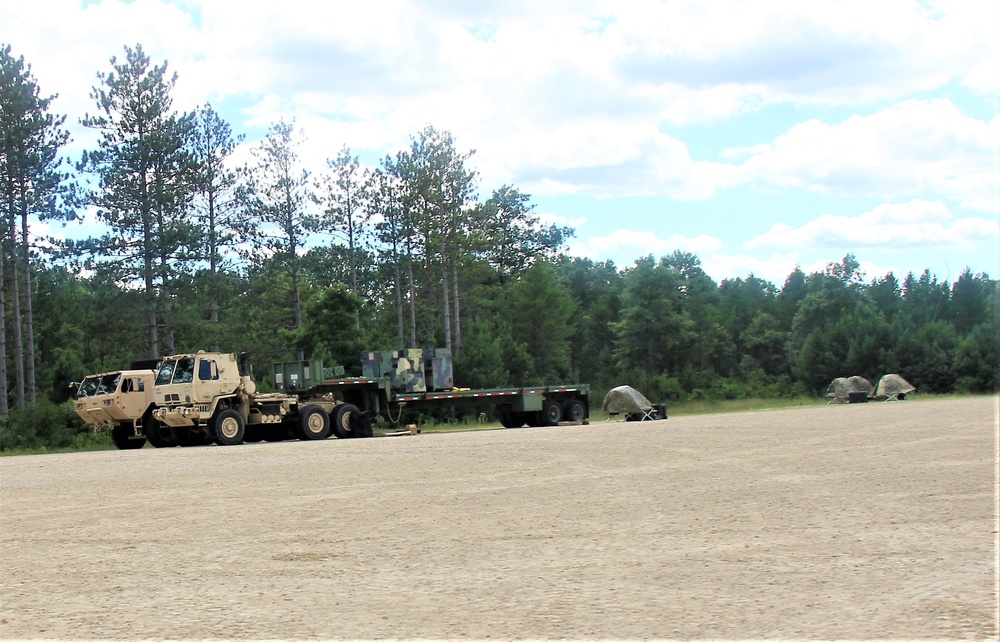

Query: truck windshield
155,358,195,385
76,377,100,398
96,373,121,394
173,358,195,384
155,360,176,385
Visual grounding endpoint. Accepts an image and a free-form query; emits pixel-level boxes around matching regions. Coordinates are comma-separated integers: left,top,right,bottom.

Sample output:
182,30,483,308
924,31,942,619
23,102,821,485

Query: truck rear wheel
212,409,245,446
333,404,372,438
563,399,586,423
296,405,331,440
111,424,145,450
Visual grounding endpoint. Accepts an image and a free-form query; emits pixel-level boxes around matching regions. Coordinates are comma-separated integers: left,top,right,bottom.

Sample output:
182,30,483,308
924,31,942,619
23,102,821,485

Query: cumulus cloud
4,0,997,283
4,1,997,204
730,100,1000,211
746,200,1000,251
567,229,723,267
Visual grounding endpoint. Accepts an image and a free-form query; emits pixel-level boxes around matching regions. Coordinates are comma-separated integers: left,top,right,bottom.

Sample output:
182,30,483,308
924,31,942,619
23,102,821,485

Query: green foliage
297,285,367,375
501,261,577,385
0,400,100,452
453,318,508,389
5,43,1000,449
953,322,1000,392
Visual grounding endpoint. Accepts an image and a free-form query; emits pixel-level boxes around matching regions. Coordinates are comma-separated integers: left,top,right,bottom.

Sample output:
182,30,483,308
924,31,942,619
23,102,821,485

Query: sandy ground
1,396,997,641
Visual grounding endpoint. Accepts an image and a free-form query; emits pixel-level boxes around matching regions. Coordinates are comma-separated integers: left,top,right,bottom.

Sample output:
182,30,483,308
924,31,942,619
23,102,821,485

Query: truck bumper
152,407,201,428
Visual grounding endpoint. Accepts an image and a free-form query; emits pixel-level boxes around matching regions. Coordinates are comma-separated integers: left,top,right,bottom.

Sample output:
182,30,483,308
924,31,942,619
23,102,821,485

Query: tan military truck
73,367,165,449
150,351,348,446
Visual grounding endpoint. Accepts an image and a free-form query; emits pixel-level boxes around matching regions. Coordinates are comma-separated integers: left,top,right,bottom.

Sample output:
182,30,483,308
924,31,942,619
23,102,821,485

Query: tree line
2,43,998,448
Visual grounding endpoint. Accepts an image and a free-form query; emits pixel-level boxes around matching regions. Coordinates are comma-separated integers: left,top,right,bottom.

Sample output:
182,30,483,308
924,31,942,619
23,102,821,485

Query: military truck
72,364,172,449
88,348,588,449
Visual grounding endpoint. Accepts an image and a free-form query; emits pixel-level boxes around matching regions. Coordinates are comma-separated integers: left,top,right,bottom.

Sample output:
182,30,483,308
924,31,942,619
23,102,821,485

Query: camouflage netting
826,376,874,403
601,385,654,415
874,374,916,400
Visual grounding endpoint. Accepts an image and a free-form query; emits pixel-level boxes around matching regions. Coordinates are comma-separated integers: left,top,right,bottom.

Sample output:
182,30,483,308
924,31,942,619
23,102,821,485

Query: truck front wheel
296,405,331,440
212,409,245,446
111,424,146,450
145,416,177,448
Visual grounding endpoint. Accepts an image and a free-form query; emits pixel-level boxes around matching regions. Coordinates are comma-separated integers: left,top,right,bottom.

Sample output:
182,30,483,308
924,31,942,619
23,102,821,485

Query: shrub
0,400,98,452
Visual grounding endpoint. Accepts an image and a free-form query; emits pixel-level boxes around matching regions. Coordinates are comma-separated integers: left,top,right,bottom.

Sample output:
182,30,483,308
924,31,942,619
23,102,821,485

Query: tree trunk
292,263,304,362
0,245,8,415
208,187,220,352
393,238,404,350
7,217,25,409
440,234,452,352
452,260,461,359
160,268,175,356
19,200,35,402
145,274,158,359
406,239,417,349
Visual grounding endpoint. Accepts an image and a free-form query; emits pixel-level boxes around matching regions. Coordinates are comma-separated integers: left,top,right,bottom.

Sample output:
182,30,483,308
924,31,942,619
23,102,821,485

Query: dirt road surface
2,397,997,640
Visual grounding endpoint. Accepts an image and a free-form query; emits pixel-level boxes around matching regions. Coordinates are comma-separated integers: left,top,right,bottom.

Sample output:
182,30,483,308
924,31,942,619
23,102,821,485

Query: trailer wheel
212,409,245,446
541,399,563,426
111,424,145,450
297,404,331,440
499,407,524,428
563,399,586,423
525,411,544,427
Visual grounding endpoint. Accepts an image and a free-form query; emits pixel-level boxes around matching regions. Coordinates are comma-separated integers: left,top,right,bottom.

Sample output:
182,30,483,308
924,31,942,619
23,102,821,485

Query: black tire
333,404,368,438
498,406,524,428
144,415,177,448
176,428,211,447
211,408,245,446
525,411,544,427
111,424,145,450
297,404,331,440
243,426,265,443
563,399,586,423
332,403,357,438
541,399,563,426
263,424,291,442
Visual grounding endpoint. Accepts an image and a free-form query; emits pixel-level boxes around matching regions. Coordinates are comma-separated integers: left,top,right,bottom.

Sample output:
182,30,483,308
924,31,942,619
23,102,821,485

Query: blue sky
4,0,998,286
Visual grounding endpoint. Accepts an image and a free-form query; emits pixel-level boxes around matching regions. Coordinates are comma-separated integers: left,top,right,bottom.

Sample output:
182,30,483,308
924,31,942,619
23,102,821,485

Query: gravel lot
2,396,997,640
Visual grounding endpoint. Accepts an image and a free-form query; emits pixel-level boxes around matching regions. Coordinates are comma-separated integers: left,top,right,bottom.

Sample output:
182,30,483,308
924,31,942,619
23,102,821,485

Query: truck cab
152,352,243,413
73,368,158,449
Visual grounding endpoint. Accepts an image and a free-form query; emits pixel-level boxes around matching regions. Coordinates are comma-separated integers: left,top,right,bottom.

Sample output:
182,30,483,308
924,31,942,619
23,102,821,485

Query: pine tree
0,44,76,411
79,44,193,358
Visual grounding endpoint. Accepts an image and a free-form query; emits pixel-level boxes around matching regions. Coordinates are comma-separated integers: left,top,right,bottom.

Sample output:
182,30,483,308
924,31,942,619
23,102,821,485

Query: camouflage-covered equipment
601,385,663,420
362,348,454,393
826,376,873,403
874,374,916,401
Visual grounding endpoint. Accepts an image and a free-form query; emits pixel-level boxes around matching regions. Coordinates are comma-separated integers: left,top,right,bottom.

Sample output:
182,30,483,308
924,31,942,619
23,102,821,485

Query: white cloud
5,1,996,205
746,200,1000,251
567,229,723,267
731,101,1000,211
700,251,810,286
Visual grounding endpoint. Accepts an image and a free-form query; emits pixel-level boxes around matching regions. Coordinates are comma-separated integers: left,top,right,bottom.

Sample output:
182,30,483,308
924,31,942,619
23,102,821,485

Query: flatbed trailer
300,375,591,429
